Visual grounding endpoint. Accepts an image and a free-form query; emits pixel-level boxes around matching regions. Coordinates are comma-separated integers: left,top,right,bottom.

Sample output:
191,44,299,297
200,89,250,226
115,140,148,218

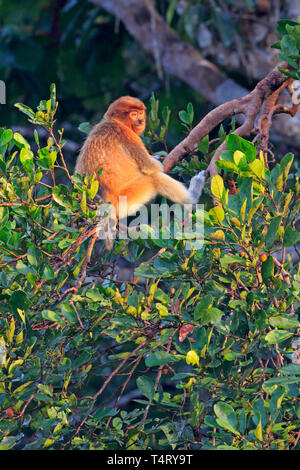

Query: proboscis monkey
75,96,205,246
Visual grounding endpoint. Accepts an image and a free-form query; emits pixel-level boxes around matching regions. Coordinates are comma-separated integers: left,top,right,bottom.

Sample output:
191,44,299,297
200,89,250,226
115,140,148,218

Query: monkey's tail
152,172,192,204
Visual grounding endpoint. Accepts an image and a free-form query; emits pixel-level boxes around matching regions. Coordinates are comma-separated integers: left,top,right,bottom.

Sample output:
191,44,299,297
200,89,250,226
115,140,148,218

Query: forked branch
163,65,298,181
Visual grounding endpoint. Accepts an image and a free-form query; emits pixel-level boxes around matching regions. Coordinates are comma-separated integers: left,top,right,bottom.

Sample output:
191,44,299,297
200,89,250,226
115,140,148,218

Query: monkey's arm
123,141,162,175
150,155,163,171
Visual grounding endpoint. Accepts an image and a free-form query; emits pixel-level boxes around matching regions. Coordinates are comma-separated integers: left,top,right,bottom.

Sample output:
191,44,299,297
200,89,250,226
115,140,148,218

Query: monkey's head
105,96,146,135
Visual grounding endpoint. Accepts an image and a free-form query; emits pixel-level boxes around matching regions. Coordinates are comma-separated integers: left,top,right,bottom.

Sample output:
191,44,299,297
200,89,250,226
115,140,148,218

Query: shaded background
0,0,299,172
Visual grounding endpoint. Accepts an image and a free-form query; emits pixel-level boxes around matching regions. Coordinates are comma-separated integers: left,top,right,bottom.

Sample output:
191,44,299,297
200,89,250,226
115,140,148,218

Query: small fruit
6,408,14,418
259,253,268,262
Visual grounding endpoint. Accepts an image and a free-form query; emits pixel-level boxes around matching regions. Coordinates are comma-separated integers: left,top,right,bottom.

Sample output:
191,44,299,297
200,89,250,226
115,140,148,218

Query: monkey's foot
188,170,206,204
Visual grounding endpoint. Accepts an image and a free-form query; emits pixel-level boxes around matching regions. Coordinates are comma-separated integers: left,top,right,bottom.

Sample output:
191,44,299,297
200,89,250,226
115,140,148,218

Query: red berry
6,408,14,418
260,253,268,262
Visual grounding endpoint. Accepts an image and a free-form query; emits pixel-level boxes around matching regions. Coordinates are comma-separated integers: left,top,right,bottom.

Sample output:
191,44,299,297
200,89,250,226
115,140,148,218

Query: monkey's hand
151,154,161,160
150,155,164,171
139,155,163,174
188,170,206,203
124,142,162,175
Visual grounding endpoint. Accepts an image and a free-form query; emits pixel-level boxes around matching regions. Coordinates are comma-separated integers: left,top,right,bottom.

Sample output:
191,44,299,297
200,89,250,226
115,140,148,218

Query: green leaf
269,315,300,329
216,160,238,172
279,364,300,375
42,263,55,281
20,148,34,171
78,122,92,134
265,329,294,344
6,317,15,343
283,226,300,247
86,289,105,301
266,216,282,249
186,350,200,367
166,0,177,25
194,295,214,321
233,150,245,167
198,135,209,154
254,418,263,441
179,110,190,125
0,129,13,147
280,152,294,181
0,435,22,450
93,407,118,421
220,150,234,162
9,290,29,313
187,102,194,124
277,19,298,36
60,303,77,324
214,402,240,435
27,246,40,267
281,34,298,55
80,190,87,214
41,309,64,324
211,175,224,199
88,180,99,199
14,103,35,119
50,83,56,111
0,157,7,176
209,206,225,224
226,134,256,162
261,256,274,284
249,159,264,179
145,351,180,367
136,376,155,400
240,198,247,223
264,376,300,387
197,306,223,326
52,184,73,210
269,385,285,414
13,132,31,149
162,106,171,126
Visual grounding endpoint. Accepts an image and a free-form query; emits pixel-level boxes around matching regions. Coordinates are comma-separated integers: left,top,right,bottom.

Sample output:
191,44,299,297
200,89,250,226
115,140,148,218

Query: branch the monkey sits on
75,96,205,246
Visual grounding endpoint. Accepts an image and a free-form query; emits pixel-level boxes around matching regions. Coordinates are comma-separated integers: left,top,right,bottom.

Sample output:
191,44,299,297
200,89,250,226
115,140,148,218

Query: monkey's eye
130,111,138,119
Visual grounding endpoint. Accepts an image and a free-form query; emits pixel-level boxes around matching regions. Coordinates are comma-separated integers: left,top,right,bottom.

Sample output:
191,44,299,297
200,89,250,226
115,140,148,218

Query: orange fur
75,96,192,219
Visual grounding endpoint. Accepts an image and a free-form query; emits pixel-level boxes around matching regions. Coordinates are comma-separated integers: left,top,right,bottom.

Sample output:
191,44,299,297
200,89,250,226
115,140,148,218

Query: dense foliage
0,77,299,450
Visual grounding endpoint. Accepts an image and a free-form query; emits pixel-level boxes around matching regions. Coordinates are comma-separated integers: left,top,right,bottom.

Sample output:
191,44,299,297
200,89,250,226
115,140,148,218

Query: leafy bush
0,84,299,451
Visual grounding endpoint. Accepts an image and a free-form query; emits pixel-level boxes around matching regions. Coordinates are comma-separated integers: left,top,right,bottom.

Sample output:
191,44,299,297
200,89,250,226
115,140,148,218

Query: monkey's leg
116,177,157,218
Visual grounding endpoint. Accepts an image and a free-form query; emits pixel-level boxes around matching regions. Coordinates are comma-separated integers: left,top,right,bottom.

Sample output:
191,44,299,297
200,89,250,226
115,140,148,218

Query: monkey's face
105,96,147,135
128,109,146,135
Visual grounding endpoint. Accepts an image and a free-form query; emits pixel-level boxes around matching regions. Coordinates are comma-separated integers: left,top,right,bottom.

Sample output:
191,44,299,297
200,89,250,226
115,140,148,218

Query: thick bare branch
89,0,298,189
91,0,247,105
164,66,290,176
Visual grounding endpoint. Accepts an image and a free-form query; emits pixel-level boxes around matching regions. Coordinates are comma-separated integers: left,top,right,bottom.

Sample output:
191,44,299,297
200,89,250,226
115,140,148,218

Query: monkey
75,96,205,245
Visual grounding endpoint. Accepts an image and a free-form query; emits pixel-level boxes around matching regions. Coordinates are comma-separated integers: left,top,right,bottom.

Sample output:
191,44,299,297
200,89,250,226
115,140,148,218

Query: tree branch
91,0,247,105
91,0,300,168
163,65,293,178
